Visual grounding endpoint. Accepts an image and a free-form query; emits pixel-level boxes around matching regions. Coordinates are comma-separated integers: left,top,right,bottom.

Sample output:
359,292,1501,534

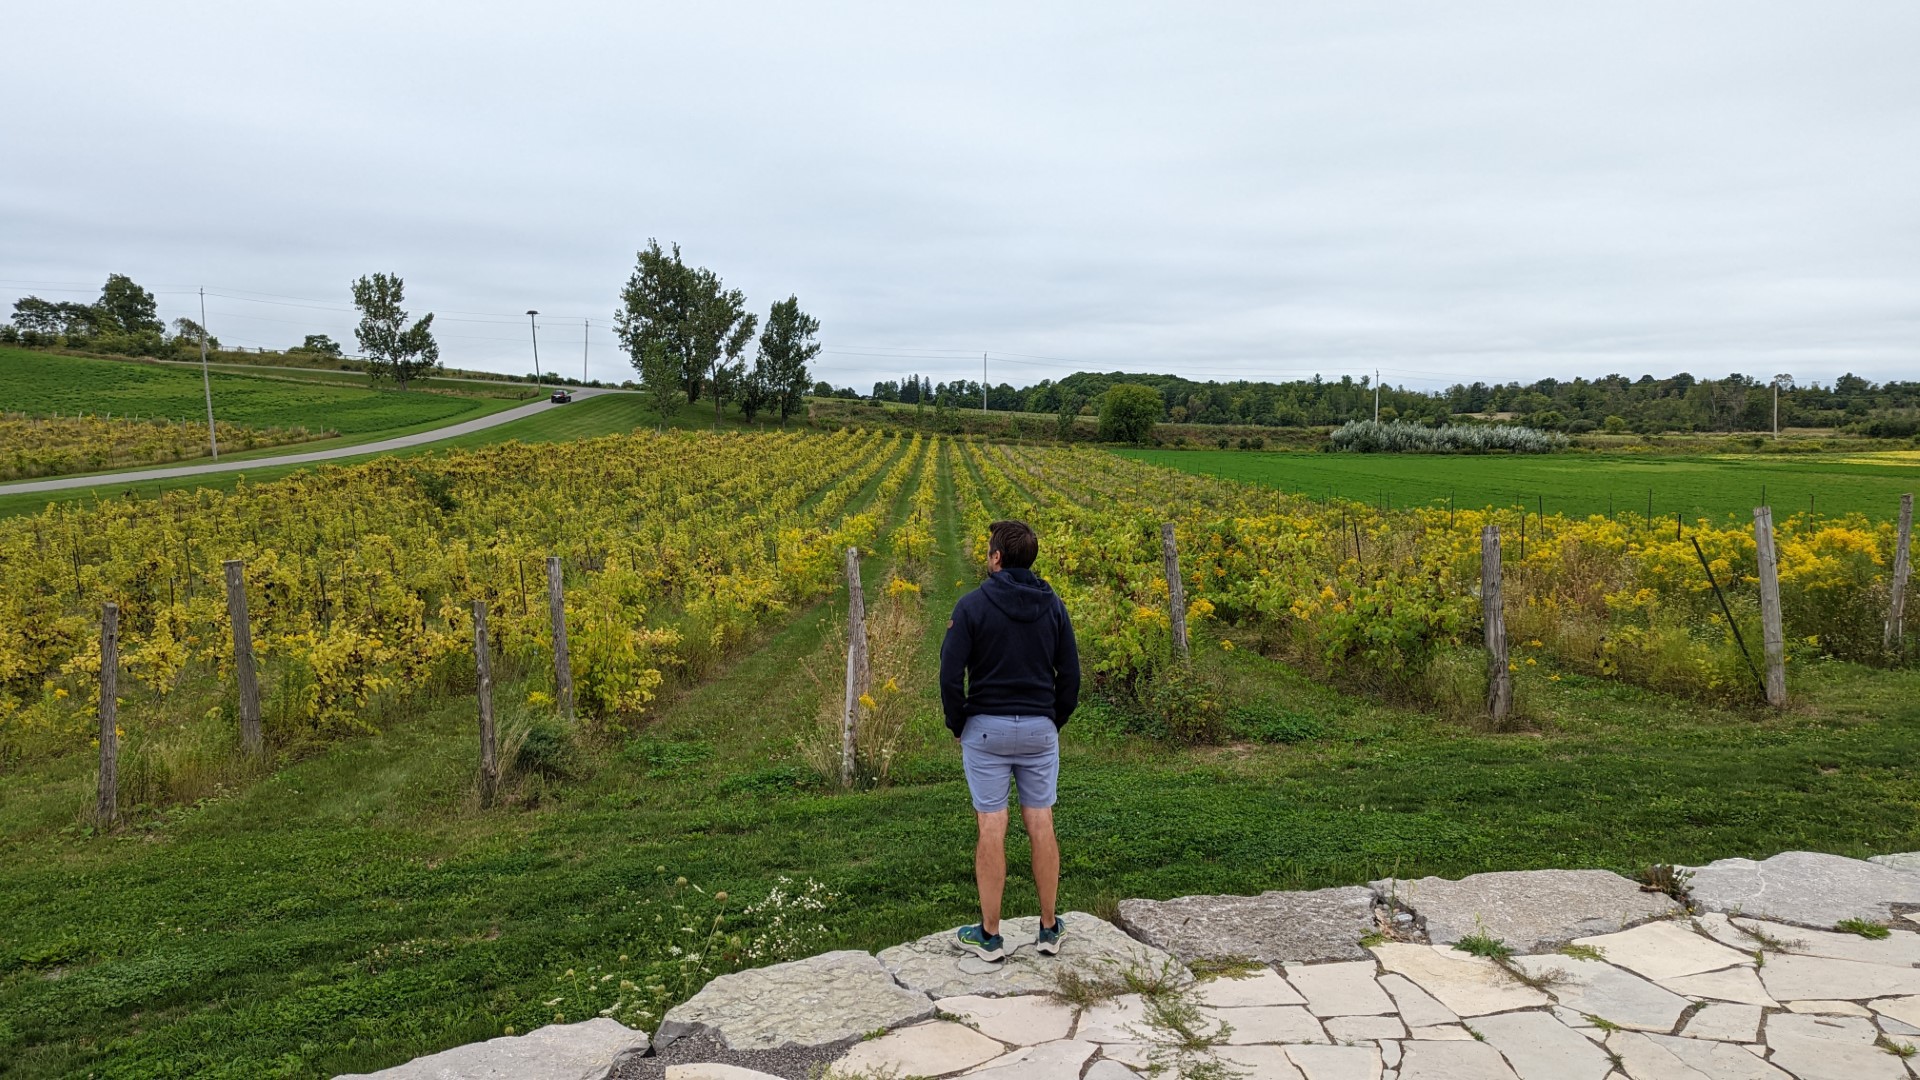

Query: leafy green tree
172,317,219,352
639,339,682,422
1098,384,1162,443
755,296,821,427
1055,394,1082,442
619,239,742,406
351,274,439,390
11,297,97,336
292,334,343,357
700,290,756,422
97,274,162,334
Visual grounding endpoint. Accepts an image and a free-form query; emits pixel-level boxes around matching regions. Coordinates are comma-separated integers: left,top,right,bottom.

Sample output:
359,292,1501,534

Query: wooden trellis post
1482,526,1512,723
1888,493,1913,654
223,560,263,755
547,556,574,721
1753,507,1787,708
841,547,868,789
1162,523,1189,659
97,603,120,827
473,600,499,807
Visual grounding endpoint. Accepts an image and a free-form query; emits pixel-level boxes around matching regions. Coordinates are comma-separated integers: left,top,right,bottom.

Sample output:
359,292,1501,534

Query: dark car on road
549,389,573,404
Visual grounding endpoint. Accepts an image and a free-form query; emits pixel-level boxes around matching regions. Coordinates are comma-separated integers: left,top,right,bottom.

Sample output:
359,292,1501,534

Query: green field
0,348,506,437
3,442,1919,1076
1123,447,1920,522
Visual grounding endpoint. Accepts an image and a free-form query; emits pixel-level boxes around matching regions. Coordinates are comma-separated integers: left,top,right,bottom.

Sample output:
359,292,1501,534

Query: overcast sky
4,1,1915,392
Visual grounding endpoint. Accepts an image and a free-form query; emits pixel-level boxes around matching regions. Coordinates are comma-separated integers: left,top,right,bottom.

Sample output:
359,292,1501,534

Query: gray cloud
3,1,1915,392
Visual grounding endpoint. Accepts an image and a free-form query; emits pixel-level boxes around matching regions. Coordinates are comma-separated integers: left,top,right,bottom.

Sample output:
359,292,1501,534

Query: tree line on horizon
869,368,1920,436
7,276,1914,435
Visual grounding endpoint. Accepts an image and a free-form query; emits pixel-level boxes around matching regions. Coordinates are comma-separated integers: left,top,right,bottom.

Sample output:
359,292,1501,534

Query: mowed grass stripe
1,348,497,435
1120,447,1920,522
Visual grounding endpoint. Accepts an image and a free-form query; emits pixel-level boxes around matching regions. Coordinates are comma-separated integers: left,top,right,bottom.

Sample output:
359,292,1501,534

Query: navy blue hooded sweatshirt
939,567,1080,738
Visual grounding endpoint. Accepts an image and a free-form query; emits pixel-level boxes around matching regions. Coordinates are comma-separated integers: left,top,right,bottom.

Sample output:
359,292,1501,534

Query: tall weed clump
1330,419,1567,454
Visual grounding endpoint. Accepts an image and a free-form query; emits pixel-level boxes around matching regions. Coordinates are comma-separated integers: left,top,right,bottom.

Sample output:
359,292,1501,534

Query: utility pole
982,351,988,413
582,318,590,384
199,288,217,459
1373,369,1380,423
526,310,543,386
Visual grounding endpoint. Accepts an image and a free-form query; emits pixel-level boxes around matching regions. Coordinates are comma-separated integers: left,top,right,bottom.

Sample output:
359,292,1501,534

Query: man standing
940,519,1081,961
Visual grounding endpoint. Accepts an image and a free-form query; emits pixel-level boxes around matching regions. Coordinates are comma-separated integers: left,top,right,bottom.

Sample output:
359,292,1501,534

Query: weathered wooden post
1887,493,1913,654
96,603,120,827
841,547,868,789
1753,507,1787,708
1161,523,1189,659
223,560,263,756
546,556,574,722
1482,526,1512,724
472,600,498,807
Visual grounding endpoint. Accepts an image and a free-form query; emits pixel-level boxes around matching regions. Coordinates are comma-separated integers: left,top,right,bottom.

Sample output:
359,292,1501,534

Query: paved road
0,388,624,496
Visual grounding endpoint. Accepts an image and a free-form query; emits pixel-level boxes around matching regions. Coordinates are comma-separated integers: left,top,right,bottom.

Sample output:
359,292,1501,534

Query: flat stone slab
1471,1011,1613,1080
879,912,1186,998
934,994,1075,1045
1371,869,1679,952
1569,921,1752,982
1510,954,1691,1032
1643,1033,1790,1080
1658,965,1778,1008
832,1021,1003,1076
1115,887,1378,964
655,950,933,1051
1396,1040,1520,1079
1757,951,1920,1001
1280,1043,1383,1079
1200,1004,1329,1045
339,1018,649,1080
1679,1003,1763,1043
1194,968,1305,1008
1868,852,1920,872
1762,1013,1908,1080
1283,959,1395,1017
1683,850,1920,928
961,1040,1096,1080
1369,944,1548,1017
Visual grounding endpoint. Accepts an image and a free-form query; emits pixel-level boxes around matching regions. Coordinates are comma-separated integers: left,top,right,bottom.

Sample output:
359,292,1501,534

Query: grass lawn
1123,447,1920,523
0,348,509,437
3,443,1919,1076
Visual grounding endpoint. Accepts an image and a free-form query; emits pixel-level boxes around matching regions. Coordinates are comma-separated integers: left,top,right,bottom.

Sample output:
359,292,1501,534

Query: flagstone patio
341,851,1920,1080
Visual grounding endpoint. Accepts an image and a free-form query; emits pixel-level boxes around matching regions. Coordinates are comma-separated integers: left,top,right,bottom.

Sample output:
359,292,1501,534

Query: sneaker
957,923,1006,961
1036,916,1065,956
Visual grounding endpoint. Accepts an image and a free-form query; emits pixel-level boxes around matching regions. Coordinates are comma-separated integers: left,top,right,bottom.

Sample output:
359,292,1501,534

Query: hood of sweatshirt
981,568,1056,624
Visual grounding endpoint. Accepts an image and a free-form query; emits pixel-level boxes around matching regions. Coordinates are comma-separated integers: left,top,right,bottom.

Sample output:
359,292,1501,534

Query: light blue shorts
960,714,1059,813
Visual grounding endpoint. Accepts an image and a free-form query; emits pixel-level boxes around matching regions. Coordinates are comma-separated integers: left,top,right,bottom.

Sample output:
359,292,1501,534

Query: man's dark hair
989,519,1038,570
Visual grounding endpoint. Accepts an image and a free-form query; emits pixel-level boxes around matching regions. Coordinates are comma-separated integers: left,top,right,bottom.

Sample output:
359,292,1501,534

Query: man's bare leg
1022,805,1059,927
975,809,1009,935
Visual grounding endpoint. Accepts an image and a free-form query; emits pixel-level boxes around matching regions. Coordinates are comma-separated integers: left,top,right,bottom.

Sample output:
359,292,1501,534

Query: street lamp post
526,310,543,387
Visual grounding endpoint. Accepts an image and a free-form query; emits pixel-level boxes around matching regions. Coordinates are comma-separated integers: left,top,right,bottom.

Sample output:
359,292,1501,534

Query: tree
1055,394,1081,442
639,339,682,422
351,274,439,390
1098,384,1161,443
97,274,162,334
701,290,756,423
618,240,741,406
12,296,98,336
756,296,821,427
172,317,219,352
292,334,343,357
